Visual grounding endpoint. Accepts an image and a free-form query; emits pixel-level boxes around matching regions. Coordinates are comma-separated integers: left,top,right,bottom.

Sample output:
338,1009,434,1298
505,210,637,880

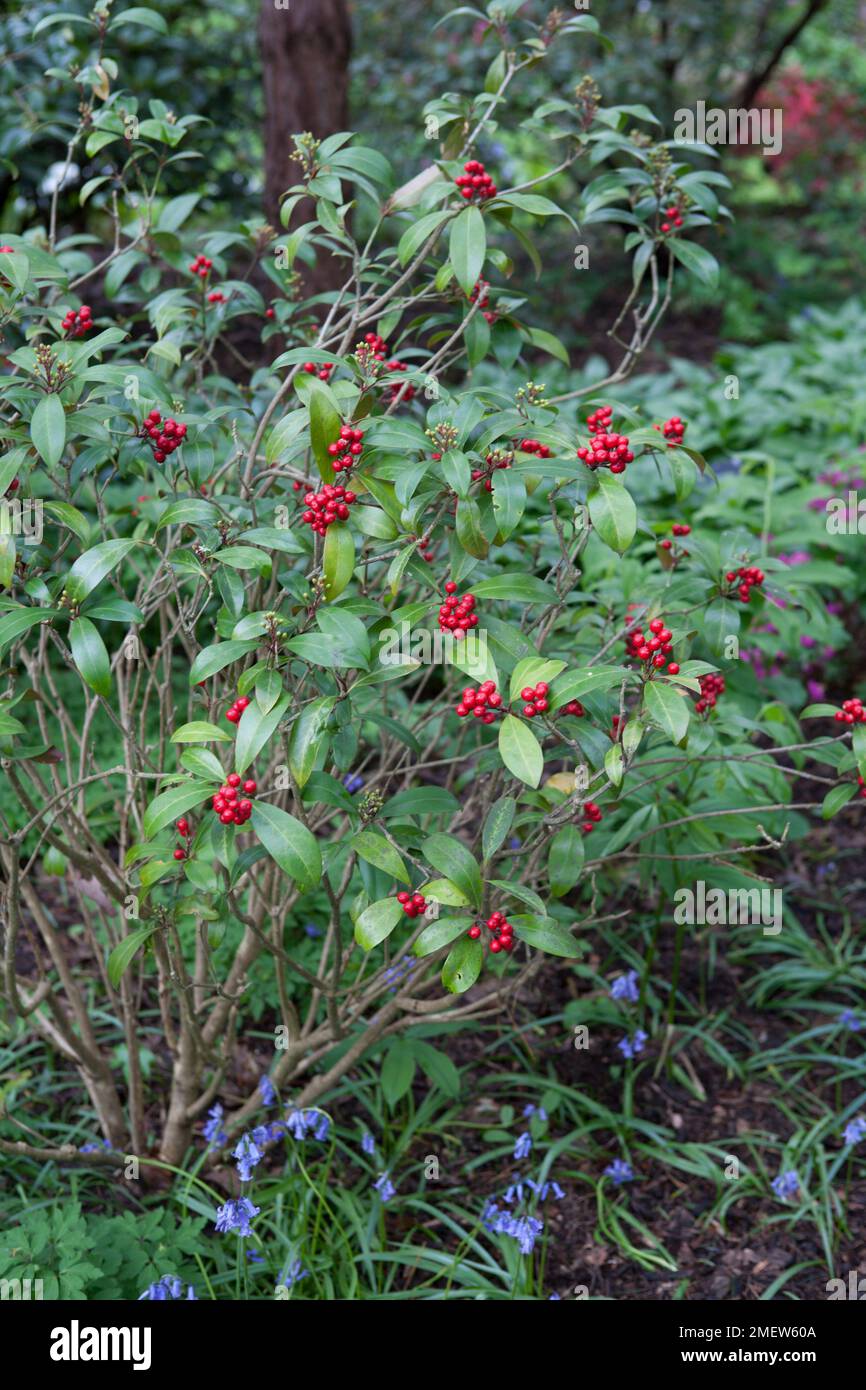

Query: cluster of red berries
207,290,226,304
695,672,725,715
385,360,415,403
725,565,764,603
455,680,502,722
396,890,427,918
577,406,634,474
660,204,684,235
327,423,365,473
519,438,552,459
625,617,678,673
563,700,585,717
857,774,866,798
469,279,496,323
225,692,251,724
300,483,357,537
173,818,192,861
834,698,866,725
61,305,92,337
671,522,691,536
580,801,603,835
138,410,187,463
189,254,212,278
653,415,686,446
211,772,257,826
439,581,478,639
468,910,514,953
360,331,388,361
471,449,512,491
302,360,334,382
455,160,497,202
520,681,550,718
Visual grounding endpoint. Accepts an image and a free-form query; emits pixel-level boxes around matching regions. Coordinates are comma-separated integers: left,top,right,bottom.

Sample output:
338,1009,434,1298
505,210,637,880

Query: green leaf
604,741,624,788
703,599,739,657
498,713,543,788
588,473,637,554
308,384,342,483
107,925,158,987
381,1041,416,1107
822,783,857,819
381,786,460,819
550,665,629,710
109,6,169,33
414,916,475,956
30,394,66,468
419,877,471,907
397,209,451,267
852,724,866,780
288,695,335,789
65,540,139,604
323,523,355,600
422,832,482,908
455,497,488,558
449,205,486,296
235,692,290,776
472,574,556,603
643,679,690,744
69,616,111,698
508,657,566,701
353,895,403,950
251,801,322,893
0,606,60,654
171,721,233,744
155,499,218,531
669,238,720,287
482,795,516,861
548,826,584,897
189,639,258,685
512,915,580,957
441,935,483,993
352,829,410,884
143,780,217,839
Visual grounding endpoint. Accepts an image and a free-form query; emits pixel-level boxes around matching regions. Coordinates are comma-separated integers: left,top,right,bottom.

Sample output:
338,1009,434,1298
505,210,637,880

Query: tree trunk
259,0,351,297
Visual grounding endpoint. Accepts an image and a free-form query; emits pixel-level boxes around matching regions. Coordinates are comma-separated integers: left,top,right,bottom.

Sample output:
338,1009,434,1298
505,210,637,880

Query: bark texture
259,0,352,296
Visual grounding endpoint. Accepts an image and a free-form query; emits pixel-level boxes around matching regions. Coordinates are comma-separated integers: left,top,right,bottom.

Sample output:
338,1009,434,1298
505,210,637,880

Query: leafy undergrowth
3,814,863,1302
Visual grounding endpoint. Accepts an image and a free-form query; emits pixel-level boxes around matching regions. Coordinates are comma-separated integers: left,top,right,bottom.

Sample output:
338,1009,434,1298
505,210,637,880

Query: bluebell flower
522,1103,547,1121
259,1074,277,1106
80,1138,113,1154
138,1274,196,1300
343,773,364,794
279,1258,309,1289
503,1174,528,1204
604,1158,634,1185
610,970,640,1003
383,956,415,992
214,1197,261,1236
549,1293,562,1300
483,1202,543,1255
311,1110,330,1141
246,1249,265,1263
617,1029,648,1060
510,1214,544,1255
374,1172,396,1203
233,1132,263,1183
513,1131,532,1161
508,836,522,850
202,1102,226,1147
534,1179,565,1202
304,922,322,938
361,1130,376,1156
840,1009,862,1032
286,1108,307,1140
771,1170,800,1201
843,1116,866,1145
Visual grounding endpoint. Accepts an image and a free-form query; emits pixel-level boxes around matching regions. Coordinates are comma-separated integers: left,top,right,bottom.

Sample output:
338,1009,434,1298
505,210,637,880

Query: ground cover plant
1,0,865,1305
